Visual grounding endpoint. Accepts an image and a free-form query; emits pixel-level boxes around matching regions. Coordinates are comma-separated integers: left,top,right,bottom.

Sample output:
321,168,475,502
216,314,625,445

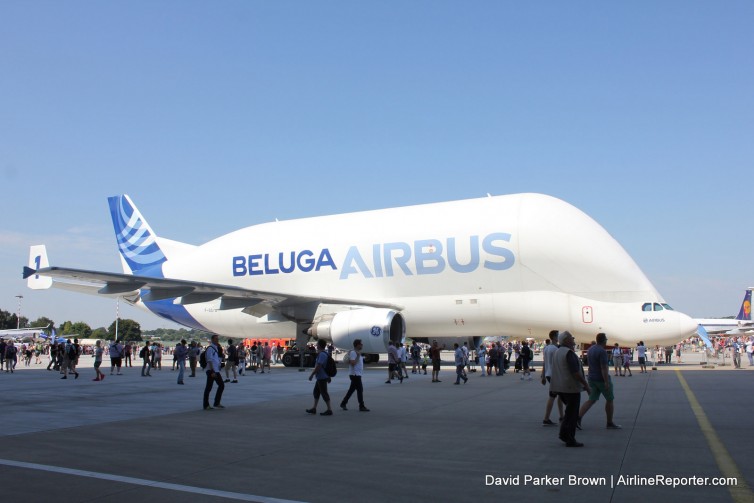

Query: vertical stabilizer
108,195,167,275
26,245,53,289
735,289,752,321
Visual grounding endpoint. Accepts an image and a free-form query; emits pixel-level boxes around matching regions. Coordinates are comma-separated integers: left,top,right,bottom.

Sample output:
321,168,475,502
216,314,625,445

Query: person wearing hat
549,331,590,447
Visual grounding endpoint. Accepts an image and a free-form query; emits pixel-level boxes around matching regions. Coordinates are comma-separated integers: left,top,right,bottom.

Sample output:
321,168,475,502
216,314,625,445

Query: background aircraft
694,288,752,336
694,288,753,349
0,325,50,341
24,193,698,356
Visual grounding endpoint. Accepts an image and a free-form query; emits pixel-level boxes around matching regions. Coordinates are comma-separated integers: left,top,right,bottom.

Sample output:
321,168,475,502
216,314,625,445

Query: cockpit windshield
642,302,674,311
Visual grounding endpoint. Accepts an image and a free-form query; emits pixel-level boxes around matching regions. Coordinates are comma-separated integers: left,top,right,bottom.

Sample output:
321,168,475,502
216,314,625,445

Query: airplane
694,288,753,340
0,325,50,341
23,193,698,360
694,287,754,349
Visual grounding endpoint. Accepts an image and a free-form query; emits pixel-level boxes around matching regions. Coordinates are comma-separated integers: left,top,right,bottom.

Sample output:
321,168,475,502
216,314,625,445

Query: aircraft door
582,306,593,324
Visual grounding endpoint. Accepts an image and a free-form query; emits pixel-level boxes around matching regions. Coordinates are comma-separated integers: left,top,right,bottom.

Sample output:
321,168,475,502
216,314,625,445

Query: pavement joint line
0,458,309,503
610,366,654,503
675,370,754,503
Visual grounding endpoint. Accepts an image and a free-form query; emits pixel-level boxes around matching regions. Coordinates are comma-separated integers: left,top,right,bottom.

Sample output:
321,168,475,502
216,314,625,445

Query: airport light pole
15,295,23,329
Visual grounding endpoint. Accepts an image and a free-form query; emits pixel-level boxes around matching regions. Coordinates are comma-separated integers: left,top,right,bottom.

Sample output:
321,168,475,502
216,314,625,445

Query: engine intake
308,308,405,354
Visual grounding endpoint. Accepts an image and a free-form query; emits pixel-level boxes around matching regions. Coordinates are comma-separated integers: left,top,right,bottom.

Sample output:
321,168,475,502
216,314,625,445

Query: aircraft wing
23,265,403,319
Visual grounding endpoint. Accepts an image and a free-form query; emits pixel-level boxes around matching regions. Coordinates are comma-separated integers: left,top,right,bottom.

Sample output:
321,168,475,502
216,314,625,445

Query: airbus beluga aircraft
23,193,697,357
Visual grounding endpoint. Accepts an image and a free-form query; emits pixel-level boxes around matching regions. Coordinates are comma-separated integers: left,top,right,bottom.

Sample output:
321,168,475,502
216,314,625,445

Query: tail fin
735,289,752,321
26,245,53,289
108,195,167,274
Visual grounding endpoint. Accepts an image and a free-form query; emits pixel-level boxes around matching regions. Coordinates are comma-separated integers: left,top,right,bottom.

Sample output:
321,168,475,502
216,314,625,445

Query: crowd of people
1,333,752,422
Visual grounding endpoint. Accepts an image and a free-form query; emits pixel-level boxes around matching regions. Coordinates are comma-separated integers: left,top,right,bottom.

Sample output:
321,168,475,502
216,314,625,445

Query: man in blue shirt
307,339,333,416
578,333,621,430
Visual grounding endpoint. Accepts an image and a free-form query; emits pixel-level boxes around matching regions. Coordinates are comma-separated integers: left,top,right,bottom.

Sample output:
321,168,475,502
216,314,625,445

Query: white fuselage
132,194,697,346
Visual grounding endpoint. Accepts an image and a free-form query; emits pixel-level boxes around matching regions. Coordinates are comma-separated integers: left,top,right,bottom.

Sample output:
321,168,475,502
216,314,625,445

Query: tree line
0,308,207,342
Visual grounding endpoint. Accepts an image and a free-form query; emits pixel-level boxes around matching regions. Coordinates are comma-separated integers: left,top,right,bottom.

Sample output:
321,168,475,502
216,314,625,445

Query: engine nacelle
308,308,405,354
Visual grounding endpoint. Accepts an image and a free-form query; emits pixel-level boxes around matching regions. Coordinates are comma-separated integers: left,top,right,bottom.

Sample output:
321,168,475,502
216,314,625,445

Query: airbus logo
231,232,516,279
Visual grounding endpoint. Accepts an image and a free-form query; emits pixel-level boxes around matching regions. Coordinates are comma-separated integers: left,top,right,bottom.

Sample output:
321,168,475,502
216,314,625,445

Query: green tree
108,319,142,341
0,309,26,329
31,316,55,330
92,327,108,339
58,321,91,338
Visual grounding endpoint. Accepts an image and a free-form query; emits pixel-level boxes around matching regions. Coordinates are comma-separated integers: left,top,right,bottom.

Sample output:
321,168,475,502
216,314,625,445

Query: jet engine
307,308,405,355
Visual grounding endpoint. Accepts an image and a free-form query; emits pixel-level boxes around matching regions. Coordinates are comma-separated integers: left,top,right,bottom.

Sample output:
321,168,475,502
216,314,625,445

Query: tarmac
0,350,752,503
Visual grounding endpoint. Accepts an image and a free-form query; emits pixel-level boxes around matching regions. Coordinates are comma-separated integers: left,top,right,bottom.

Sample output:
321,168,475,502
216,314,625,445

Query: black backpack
67,344,77,359
325,354,337,378
199,348,208,369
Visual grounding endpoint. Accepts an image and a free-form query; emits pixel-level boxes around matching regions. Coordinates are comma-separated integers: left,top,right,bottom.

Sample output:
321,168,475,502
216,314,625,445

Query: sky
1,1,752,331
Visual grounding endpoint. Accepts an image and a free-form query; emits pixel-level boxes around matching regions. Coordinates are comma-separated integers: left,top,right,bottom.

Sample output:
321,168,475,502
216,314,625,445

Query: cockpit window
642,303,652,312
661,303,674,311
653,303,663,311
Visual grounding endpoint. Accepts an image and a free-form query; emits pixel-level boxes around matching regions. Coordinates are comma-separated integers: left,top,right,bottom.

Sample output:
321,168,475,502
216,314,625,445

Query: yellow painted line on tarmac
676,370,754,503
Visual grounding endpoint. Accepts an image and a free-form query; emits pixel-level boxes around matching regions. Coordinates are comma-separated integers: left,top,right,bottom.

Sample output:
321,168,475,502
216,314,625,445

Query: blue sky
1,1,752,330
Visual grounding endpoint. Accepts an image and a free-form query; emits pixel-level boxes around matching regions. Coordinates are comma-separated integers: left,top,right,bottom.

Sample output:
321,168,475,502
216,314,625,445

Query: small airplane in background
24,193,698,356
695,289,753,347
0,324,51,341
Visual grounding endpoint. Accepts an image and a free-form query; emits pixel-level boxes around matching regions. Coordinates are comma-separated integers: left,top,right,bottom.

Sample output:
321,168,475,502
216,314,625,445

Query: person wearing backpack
4,342,18,373
60,339,79,379
410,341,422,374
520,341,533,381
306,339,333,416
203,334,225,410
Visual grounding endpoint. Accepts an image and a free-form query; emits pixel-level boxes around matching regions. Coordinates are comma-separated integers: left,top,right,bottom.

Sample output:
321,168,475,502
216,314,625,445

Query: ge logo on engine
370,326,382,337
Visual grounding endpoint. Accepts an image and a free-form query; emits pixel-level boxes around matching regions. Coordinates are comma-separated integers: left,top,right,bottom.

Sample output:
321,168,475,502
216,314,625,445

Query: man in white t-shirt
340,339,369,412
636,342,647,373
541,330,564,425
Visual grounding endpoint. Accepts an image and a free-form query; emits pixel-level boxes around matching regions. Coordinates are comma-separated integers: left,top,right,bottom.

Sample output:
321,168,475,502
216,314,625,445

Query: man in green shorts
578,333,621,430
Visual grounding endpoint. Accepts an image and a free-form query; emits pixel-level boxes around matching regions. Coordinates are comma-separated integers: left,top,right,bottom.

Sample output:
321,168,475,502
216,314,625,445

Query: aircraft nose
678,312,698,338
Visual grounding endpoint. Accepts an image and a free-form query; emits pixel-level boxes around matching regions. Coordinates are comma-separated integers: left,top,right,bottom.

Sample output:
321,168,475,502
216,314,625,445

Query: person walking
140,343,152,376
203,334,225,410
306,339,333,416
578,333,621,430
93,340,105,381
453,343,468,385
541,330,563,426
550,331,590,447
340,339,370,412
386,341,403,383
611,343,623,376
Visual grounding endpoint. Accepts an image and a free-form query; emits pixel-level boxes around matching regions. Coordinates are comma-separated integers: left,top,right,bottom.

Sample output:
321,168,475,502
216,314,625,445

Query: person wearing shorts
578,333,621,430
636,341,647,373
